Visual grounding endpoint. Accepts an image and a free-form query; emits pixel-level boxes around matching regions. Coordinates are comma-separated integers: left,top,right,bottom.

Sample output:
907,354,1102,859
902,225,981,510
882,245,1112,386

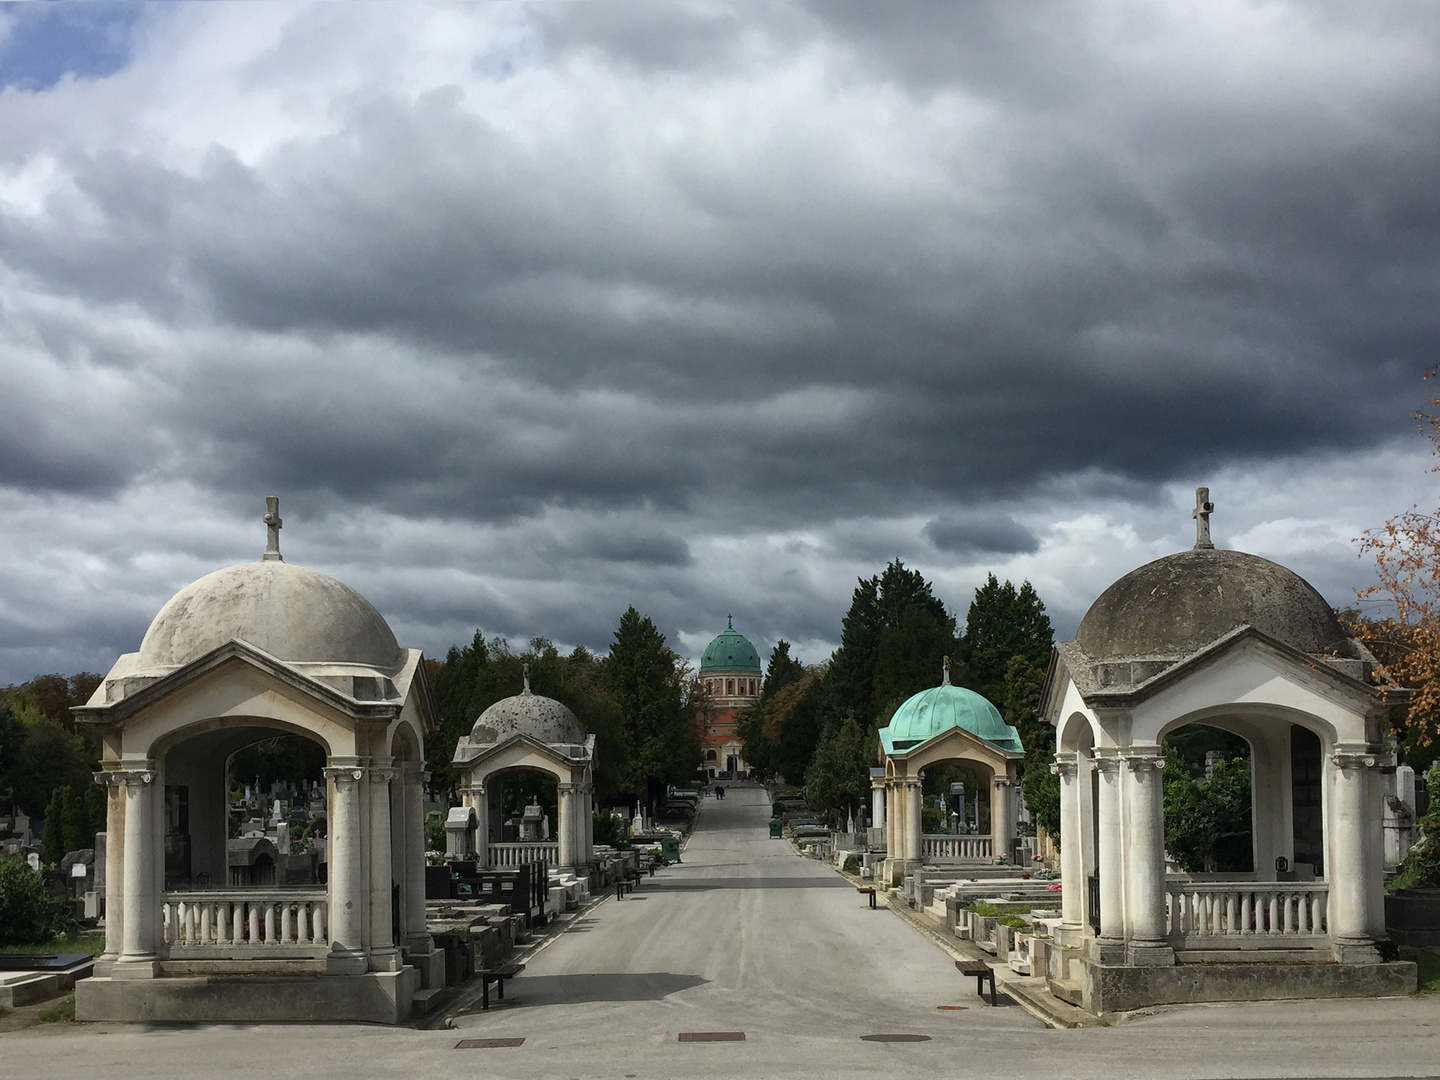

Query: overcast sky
1,1,1438,684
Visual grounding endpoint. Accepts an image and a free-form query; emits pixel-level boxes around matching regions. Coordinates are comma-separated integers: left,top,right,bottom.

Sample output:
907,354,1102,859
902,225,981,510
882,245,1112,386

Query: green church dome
879,665,1023,756
700,617,762,673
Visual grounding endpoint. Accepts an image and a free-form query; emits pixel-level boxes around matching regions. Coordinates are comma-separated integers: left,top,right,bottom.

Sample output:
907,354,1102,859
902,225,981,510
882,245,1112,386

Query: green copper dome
878,669,1022,756
700,617,762,673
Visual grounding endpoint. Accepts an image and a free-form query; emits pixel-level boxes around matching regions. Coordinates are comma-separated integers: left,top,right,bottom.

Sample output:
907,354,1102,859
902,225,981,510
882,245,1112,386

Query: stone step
1049,977,1083,1006
410,987,446,1017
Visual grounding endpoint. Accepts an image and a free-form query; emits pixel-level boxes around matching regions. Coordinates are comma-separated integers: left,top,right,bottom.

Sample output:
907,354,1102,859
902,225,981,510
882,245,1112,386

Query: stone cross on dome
1192,486,1215,550
942,655,951,686
727,614,734,630
522,664,531,694
262,496,283,562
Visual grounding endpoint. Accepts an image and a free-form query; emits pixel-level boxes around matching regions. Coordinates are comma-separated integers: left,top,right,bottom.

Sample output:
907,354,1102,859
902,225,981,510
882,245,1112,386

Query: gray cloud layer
0,2,1437,682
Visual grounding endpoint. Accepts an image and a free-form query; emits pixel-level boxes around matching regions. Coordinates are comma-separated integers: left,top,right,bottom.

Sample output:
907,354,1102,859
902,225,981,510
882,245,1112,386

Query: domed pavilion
72,498,441,1025
1040,488,1414,1015
450,669,597,874
699,616,762,778
876,660,1024,885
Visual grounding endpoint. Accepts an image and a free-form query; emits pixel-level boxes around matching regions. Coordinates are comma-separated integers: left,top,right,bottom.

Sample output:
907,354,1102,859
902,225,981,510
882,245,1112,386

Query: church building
699,618,761,779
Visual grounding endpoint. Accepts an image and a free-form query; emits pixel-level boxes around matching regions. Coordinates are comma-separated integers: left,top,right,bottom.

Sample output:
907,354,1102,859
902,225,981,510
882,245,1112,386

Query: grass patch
37,995,75,1023
1400,946,1440,994
0,932,105,957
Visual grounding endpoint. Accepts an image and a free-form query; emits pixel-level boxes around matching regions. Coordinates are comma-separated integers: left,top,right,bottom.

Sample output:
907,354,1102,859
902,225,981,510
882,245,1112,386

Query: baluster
281,902,293,944
1225,892,1237,934
314,901,326,943
248,902,260,943
1266,894,1279,935
1285,894,1296,934
200,902,212,944
1241,893,1253,936
186,901,199,944
233,901,244,943
162,901,172,944
264,903,277,944
1298,893,1311,934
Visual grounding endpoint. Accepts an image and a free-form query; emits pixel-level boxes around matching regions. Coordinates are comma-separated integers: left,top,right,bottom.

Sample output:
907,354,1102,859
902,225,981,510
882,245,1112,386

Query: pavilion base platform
74,968,420,1025
1066,957,1416,1018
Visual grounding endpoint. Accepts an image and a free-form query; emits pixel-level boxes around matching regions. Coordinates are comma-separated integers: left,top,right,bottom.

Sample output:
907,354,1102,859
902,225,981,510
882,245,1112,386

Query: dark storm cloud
1,2,1439,679
924,513,1040,559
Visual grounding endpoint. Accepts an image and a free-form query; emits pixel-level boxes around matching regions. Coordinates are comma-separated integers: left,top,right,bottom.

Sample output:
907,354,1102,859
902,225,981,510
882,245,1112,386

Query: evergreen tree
767,668,830,785
41,785,70,865
830,560,952,725
762,641,805,699
737,641,806,778
604,608,698,808
961,575,1053,705
0,700,24,807
804,715,873,828
872,604,962,724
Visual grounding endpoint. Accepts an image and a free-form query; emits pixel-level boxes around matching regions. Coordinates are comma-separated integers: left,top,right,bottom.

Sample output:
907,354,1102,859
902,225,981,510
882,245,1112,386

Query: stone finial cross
727,613,734,630
263,496,283,562
522,663,531,694
942,655,951,686
1192,487,1215,550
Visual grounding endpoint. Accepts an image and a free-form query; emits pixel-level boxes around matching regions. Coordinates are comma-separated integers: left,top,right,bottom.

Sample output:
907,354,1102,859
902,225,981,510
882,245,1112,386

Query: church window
726,679,735,695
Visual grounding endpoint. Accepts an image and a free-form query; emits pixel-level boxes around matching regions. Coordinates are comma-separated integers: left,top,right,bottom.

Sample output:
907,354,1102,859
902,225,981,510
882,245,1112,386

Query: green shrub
38,995,75,1023
997,913,1029,928
963,900,1001,917
0,856,74,946
842,854,860,874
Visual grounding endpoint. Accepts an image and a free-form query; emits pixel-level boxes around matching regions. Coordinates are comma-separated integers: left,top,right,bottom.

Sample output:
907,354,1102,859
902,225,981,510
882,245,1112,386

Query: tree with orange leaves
1354,371,1440,751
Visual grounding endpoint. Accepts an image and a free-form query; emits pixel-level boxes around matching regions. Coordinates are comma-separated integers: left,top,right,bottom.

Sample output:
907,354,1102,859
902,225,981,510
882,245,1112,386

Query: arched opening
1162,723,1254,874
160,724,328,891
921,759,995,835
484,767,559,847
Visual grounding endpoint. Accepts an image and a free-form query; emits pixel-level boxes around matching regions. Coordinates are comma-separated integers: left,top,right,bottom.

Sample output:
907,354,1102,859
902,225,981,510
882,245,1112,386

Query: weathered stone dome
470,687,587,745
1075,548,1346,661
137,560,403,671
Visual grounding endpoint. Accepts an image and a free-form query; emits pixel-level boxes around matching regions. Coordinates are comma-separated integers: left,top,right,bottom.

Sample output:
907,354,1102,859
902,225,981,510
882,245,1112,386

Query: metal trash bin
659,836,681,862
769,818,783,838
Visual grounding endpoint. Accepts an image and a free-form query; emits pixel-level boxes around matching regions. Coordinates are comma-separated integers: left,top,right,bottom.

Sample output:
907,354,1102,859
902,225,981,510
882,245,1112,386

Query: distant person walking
715,786,725,800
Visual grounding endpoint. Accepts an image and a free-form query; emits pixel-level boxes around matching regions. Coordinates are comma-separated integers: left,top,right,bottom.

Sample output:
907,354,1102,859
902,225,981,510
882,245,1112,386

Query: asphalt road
6,785,1440,1079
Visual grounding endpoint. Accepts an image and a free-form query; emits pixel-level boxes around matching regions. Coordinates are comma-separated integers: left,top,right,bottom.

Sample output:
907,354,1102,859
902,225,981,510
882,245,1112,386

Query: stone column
94,770,127,970
558,782,579,870
401,765,429,950
581,783,595,870
1053,753,1084,930
469,781,489,868
324,764,368,975
1091,752,1126,964
367,765,400,972
112,764,159,980
871,781,886,835
1122,749,1173,966
1329,748,1381,963
904,777,923,865
991,775,1015,863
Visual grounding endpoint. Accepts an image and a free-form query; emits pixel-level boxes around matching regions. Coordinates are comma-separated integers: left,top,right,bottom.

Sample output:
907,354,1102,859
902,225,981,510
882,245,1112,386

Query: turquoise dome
700,618,761,673
879,680,1023,756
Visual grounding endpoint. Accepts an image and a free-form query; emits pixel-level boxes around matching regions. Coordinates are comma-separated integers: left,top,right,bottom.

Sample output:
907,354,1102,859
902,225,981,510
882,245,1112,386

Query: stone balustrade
160,889,328,953
488,841,559,868
921,834,993,861
1165,880,1329,947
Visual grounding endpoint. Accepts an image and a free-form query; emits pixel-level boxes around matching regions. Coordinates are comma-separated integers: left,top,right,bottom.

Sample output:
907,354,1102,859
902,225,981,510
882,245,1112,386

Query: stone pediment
72,638,426,727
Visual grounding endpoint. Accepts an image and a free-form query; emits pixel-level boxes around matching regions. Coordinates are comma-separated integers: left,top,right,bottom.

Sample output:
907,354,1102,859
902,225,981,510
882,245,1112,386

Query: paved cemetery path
7,785,1440,1079
447,783,1043,1043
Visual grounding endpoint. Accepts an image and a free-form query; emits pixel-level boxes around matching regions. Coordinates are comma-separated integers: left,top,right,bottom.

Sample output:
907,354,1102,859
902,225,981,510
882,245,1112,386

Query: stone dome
137,560,403,671
700,620,761,673
883,682,1023,755
1075,547,1347,661
470,687,587,746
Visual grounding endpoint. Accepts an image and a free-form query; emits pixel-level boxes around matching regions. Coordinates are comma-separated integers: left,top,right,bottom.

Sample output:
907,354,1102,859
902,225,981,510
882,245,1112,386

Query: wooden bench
479,959,525,1010
955,960,997,1006
856,886,877,909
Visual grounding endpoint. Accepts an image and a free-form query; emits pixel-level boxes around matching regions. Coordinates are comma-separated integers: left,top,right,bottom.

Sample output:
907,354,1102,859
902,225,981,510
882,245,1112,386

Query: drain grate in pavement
678,1031,746,1042
861,1034,931,1042
936,1005,968,1011
455,1038,525,1048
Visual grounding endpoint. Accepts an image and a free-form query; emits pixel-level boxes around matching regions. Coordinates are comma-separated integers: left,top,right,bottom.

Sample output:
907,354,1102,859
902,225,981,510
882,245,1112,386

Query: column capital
324,766,366,786
98,766,156,787
992,775,1016,787
1092,752,1123,774
368,767,397,784
1123,751,1166,773
1332,747,1379,771
899,776,923,789
557,782,580,794
1051,753,1079,778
